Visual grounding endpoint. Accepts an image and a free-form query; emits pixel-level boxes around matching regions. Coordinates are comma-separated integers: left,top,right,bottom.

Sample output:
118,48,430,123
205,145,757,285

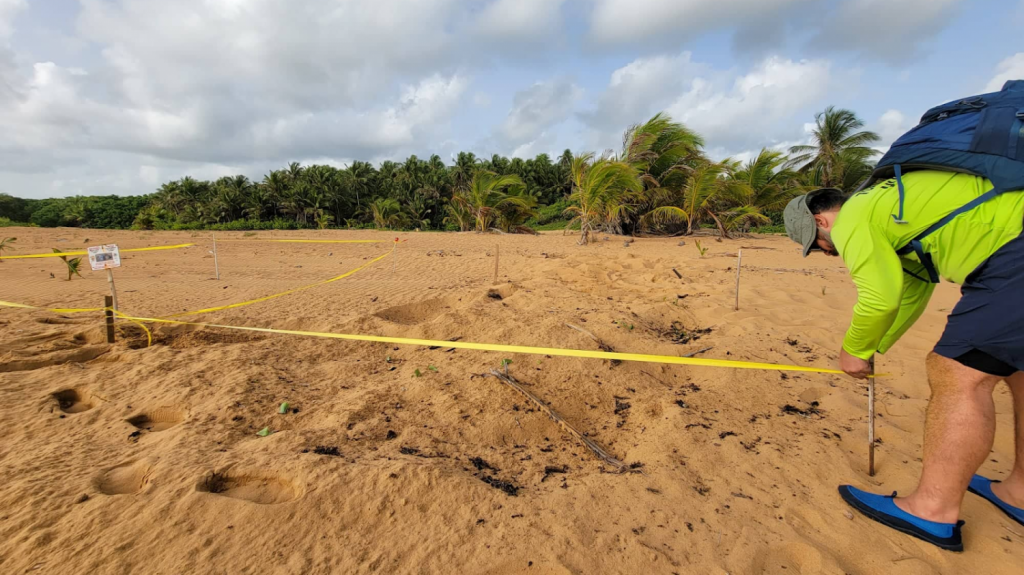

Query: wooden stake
493,243,500,284
212,232,220,280
104,295,115,343
868,356,876,476
734,249,742,311
106,268,118,316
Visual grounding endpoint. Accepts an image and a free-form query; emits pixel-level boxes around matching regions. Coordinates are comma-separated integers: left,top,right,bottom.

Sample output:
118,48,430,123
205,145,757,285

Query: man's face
813,211,839,256
816,229,839,256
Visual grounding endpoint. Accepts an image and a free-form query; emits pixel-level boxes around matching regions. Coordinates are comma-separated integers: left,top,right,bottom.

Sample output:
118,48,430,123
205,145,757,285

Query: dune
0,227,1020,574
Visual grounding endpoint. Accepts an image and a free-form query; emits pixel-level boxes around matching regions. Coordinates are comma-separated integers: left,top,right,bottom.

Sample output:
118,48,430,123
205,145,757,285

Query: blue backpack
859,79,1024,282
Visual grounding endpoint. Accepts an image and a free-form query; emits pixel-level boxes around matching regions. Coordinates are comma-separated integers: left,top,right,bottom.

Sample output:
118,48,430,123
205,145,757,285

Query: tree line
0,106,881,237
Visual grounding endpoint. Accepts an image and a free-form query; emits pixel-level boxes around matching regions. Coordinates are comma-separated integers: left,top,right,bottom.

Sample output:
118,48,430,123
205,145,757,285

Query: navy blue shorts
934,232,1024,376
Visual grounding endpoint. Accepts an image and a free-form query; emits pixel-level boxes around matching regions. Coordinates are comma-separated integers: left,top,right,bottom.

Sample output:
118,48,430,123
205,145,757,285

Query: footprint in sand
94,460,154,495
52,389,94,414
197,472,300,505
126,408,185,433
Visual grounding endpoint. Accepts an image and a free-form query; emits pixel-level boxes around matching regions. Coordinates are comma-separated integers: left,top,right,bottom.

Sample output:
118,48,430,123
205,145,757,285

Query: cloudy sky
1,0,1022,199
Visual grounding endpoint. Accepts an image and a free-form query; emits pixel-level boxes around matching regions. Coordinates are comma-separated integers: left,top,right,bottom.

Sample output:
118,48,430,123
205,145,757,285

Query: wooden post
104,295,115,343
734,249,742,311
106,268,118,315
493,244,500,284
868,357,876,476
212,232,220,280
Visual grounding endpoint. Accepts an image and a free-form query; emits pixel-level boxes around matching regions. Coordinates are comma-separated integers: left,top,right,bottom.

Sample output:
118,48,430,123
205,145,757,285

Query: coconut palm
444,194,474,231
0,236,15,260
788,107,880,190
461,171,530,232
563,153,642,245
640,159,744,236
367,197,408,230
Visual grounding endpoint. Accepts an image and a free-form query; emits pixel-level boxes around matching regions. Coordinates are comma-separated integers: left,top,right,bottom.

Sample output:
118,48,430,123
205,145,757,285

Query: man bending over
784,170,1024,551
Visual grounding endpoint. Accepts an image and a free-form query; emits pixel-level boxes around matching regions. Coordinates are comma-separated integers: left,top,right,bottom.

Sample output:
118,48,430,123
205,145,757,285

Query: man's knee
926,352,1002,394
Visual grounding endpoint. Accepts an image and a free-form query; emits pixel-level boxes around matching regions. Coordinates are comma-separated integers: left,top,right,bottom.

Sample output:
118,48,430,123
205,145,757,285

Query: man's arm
834,222,907,360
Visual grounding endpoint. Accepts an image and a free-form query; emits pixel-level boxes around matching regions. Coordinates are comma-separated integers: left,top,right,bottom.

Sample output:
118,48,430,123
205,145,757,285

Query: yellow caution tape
0,243,196,259
161,243,395,318
214,239,383,244
0,300,105,313
116,312,868,376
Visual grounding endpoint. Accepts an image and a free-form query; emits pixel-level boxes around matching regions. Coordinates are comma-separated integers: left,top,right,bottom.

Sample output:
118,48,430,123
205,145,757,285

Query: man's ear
813,213,829,229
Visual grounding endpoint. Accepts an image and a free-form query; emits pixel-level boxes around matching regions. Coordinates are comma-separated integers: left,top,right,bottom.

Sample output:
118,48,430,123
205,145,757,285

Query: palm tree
444,194,474,231
563,153,642,245
640,159,744,236
788,106,880,190
723,148,810,231
461,171,530,232
367,197,408,230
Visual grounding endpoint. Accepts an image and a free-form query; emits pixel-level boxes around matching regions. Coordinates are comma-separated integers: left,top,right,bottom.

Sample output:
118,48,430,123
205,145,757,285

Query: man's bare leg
990,372,1024,508
894,353,1002,523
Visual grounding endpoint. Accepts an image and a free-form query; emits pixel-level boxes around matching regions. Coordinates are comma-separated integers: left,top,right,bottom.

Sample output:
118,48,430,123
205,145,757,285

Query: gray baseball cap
784,189,838,257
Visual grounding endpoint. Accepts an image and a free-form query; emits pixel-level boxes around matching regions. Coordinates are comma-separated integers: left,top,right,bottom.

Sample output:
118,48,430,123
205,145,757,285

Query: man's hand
840,348,873,379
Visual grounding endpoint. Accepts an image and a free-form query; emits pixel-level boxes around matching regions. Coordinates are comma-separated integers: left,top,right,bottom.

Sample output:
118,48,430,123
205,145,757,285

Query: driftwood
486,369,626,471
682,347,713,358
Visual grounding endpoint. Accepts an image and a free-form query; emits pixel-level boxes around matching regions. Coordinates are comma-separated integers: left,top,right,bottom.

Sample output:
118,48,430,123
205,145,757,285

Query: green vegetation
0,107,880,236
0,236,15,259
694,240,709,258
53,248,83,280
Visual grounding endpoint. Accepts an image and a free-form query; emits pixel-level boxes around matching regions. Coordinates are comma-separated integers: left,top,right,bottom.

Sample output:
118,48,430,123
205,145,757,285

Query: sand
0,227,1021,574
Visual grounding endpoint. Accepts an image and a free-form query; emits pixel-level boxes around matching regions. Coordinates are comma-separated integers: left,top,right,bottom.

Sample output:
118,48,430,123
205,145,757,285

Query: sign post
88,244,121,316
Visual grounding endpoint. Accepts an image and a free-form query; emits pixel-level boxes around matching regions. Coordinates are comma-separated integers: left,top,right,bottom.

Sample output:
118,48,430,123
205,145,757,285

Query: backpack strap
891,164,908,224
902,267,932,283
895,186,1007,283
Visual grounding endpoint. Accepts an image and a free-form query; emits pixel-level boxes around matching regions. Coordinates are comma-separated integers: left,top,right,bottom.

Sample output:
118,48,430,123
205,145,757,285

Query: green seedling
413,369,422,378
256,427,271,437
53,248,83,281
278,402,290,414
694,240,709,258
0,237,15,260
427,365,438,372
501,359,512,368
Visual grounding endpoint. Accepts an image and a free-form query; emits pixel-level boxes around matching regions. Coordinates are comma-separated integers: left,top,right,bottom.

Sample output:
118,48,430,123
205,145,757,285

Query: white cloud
667,57,833,149
588,0,812,46
0,0,25,40
985,53,1024,92
809,0,964,64
497,77,582,149
475,0,566,41
873,109,911,152
582,53,840,154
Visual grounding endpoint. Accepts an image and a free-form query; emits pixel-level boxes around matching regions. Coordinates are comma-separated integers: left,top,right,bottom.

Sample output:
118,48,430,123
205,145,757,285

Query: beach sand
1,227,1021,574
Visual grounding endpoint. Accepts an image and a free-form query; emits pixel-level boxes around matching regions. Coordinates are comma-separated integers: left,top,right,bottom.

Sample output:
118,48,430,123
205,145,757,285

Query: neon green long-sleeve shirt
831,170,1024,359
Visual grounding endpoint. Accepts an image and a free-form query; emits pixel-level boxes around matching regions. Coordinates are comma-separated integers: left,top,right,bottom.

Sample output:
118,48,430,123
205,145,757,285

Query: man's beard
817,229,839,256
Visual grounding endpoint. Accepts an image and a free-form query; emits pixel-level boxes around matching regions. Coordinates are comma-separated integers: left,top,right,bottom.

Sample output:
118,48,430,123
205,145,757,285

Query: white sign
87,244,121,271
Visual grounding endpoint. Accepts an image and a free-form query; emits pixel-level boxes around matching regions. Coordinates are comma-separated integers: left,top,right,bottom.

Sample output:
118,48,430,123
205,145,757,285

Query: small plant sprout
427,365,438,372
694,240,709,258
413,369,422,378
53,248,83,281
0,237,15,260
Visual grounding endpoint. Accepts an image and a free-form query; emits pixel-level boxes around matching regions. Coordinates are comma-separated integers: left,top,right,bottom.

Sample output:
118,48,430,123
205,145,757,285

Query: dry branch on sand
485,369,626,472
